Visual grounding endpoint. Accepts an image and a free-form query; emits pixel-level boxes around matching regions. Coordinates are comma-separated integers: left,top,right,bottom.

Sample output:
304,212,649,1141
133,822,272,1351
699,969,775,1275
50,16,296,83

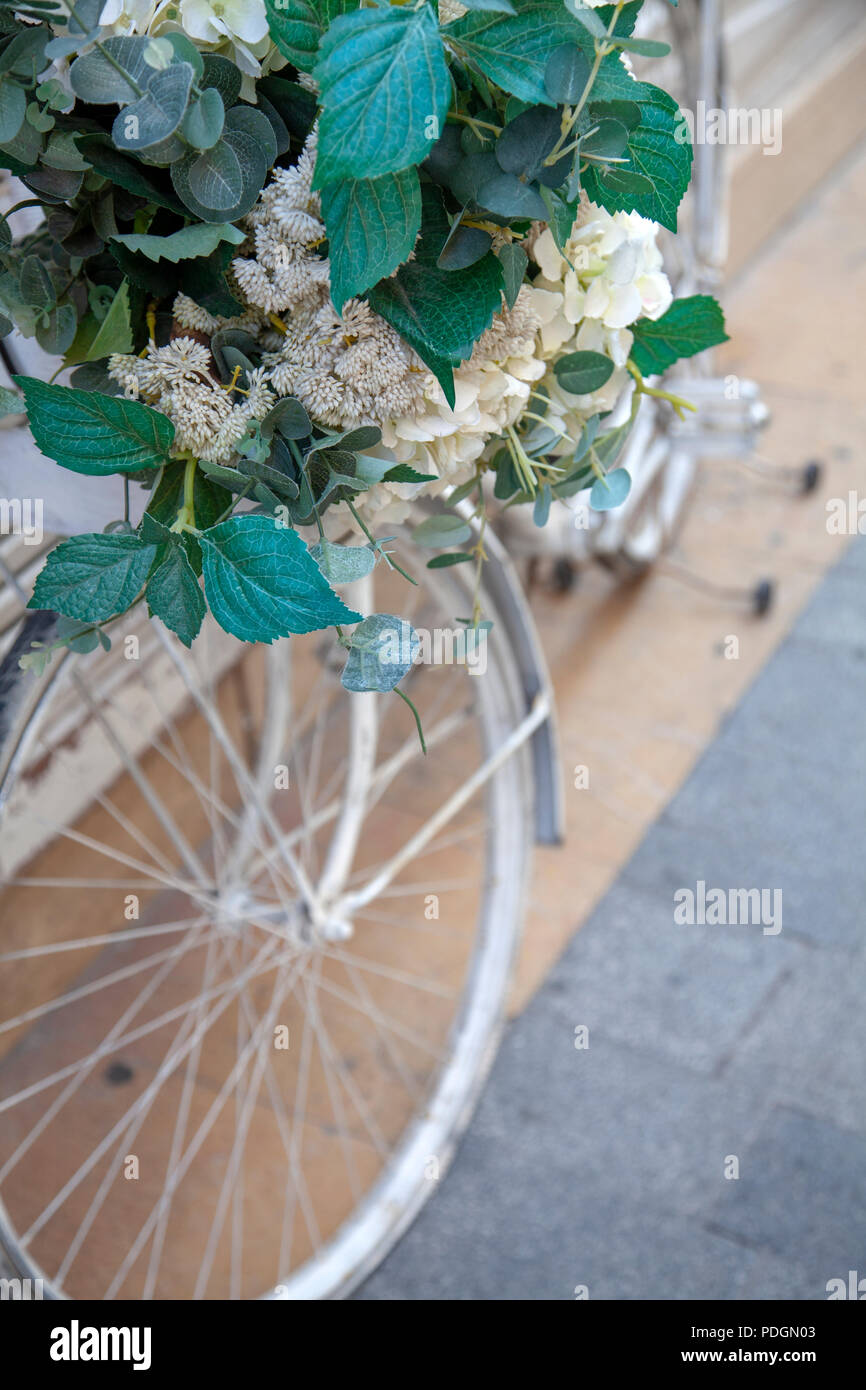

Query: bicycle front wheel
0,532,538,1299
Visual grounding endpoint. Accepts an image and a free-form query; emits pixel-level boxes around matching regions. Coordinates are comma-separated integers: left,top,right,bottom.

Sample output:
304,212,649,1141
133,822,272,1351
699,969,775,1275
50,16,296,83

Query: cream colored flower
179,0,268,46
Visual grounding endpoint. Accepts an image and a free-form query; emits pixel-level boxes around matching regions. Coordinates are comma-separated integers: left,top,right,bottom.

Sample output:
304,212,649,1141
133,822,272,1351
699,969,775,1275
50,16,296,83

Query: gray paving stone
357,1180,754,1301
837,534,866,575
541,880,795,1072
464,1015,770,1214
716,632,866,775
355,543,866,1301
725,944,866,1134
621,818,864,949
792,568,866,654
705,1106,866,1274
732,1249,840,1302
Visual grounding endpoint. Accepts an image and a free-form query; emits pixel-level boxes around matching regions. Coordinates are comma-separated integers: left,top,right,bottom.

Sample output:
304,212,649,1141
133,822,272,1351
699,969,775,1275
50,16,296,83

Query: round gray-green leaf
186,138,244,211
111,61,193,152
553,350,615,395
0,78,26,143
181,87,224,151
544,43,592,104
590,466,632,511
411,514,473,548
341,613,419,693
310,538,376,585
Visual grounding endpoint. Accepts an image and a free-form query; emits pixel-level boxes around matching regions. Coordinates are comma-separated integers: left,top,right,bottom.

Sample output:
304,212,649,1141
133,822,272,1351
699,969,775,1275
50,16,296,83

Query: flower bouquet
0,0,727,728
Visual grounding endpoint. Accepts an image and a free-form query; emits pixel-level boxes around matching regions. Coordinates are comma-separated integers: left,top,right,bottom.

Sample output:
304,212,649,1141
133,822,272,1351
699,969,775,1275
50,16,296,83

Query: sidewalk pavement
356,536,866,1300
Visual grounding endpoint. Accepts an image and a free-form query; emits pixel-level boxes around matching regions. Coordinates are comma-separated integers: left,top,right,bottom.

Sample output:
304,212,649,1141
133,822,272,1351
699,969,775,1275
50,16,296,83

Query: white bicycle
0,0,769,1299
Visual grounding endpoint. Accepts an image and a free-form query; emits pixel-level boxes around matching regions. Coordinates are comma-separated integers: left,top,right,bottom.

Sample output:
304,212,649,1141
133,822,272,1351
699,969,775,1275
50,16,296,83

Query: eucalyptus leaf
411,514,473,548
553,350,614,395
341,614,419,694
112,222,245,264
112,62,193,152
309,539,376,585
589,465,632,510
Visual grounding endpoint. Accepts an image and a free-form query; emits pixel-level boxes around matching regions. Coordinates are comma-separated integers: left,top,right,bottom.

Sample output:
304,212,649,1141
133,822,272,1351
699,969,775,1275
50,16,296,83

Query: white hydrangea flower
99,0,280,94
178,0,268,47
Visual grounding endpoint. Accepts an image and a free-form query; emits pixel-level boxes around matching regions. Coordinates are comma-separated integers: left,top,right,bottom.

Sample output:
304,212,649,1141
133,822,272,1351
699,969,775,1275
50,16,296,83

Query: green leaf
544,42,592,103
497,241,527,309
111,222,245,264
146,540,205,647
383,463,437,484
341,613,419,693
322,167,421,312
563,1,606,38
86,280,132,359
0,77,25,142
200,514,361,644
200,53,242,108
477,171,547,219
28,532,157,622
452,0,516,11
366,253,504,408
450,3,581,106
112,61,193,151
440,210,494,269
313,4,450,185
145,461,231,575
540,185,580,255
495,104,562,181
553,350,614,395
69,36,152,105
0,383,22,417
309,538,376,585
426,551,474,568
15,376,175,476
582,79,692,232
75,133,186,214
411,514,473,548
172,108,269,222
533,482,551,526
36,303,77,354
265,0,356,72
181,86,225,150
590,465,631,510
20,255,54,310
613,37,671,57
582,117,629,160
629,294,728,375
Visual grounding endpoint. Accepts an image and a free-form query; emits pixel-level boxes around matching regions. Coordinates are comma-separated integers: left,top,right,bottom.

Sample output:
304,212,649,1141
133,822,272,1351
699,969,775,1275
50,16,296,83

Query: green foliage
322,168,422,311
367,250,504,407
313,4,450,185
265,0,356,72
553,351,615,395
146,539,206,647
112,222,245,263
15,377,175,475
28,531,158,621
309,538,377,585
629,295,728,375
200,514,361,644
341,614,419,693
